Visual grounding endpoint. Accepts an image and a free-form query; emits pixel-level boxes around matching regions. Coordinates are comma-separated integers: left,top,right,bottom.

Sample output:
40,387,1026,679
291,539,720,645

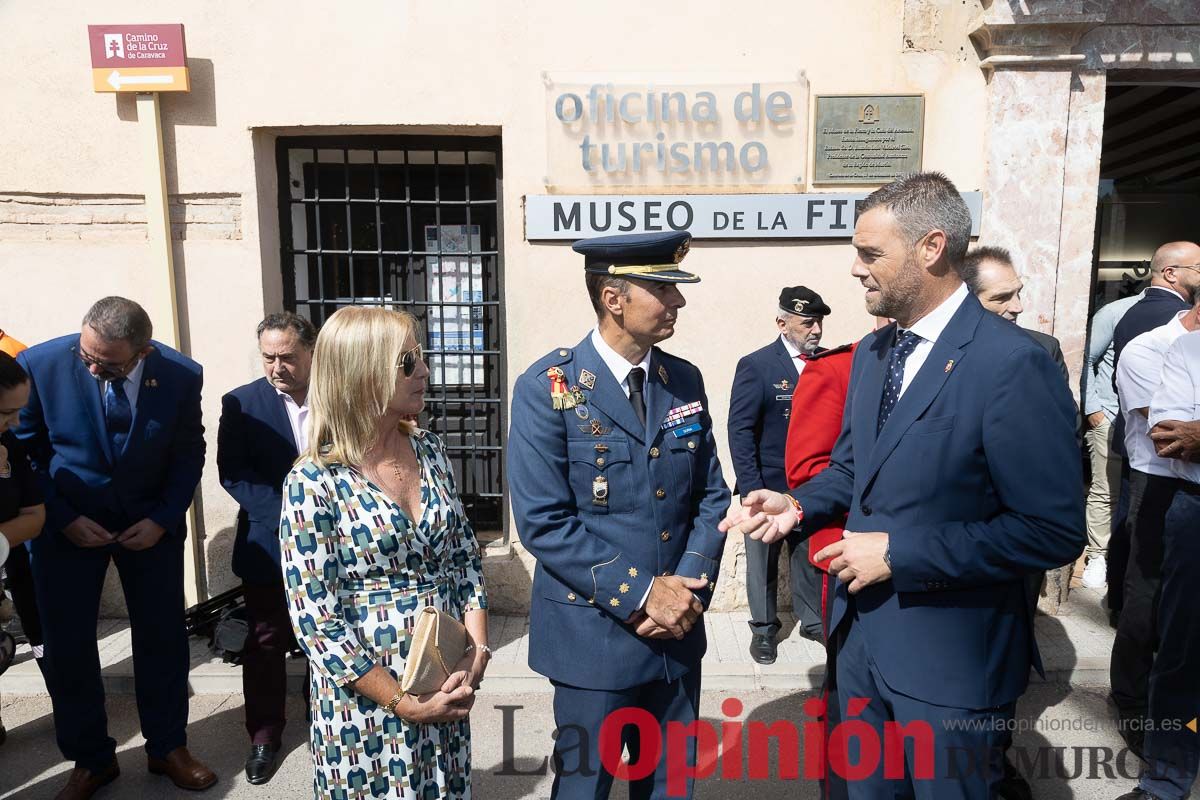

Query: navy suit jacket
16,334,205,537
218,377,300,585
728,338,805,494
507,334,730,691
794,293,1085,710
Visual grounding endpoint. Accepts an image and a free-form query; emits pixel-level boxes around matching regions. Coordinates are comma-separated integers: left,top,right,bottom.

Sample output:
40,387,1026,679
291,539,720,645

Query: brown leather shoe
54,759,119,800
147,747,216,791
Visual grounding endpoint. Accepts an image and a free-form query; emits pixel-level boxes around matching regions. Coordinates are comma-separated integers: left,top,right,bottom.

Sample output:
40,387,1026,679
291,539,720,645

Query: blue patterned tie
877,330,921,434
105,379,132,456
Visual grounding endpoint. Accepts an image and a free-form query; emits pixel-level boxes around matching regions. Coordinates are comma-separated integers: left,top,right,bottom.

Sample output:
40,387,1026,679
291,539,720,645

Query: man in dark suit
1106,241,1198,617
16,297,215,799
217,311,314,785
960,245,1069,384
721,173,1085,799
729,286,831,663
507,231,730,800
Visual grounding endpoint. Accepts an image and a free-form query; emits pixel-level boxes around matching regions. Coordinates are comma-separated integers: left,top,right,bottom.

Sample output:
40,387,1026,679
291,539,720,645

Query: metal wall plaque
813,95,924,184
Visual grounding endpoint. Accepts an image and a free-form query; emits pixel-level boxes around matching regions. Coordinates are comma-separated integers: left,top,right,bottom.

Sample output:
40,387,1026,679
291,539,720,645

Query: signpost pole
134,90,204,606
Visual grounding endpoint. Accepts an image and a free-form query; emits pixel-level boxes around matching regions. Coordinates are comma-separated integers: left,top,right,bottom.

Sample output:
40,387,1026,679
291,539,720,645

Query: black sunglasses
396,344,424,377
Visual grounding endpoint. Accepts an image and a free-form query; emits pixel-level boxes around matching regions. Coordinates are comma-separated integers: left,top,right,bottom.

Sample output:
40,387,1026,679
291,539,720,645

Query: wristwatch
883,543,892,570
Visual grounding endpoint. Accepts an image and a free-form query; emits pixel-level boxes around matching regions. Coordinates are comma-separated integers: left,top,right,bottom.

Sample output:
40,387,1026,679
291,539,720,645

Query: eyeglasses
1167,264,1200,273
396,344,424,377
72,345,140,375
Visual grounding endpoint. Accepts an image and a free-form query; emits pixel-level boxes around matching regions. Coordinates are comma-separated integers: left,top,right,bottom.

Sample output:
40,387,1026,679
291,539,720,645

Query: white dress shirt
276,387,310,452
1116,311,1190,477
590,328,652,399
779,334,807,378
895,282,969,399
1149,329,1200,484
104,357,147,412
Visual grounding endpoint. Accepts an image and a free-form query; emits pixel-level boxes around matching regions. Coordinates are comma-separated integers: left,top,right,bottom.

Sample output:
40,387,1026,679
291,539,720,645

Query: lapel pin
575,404,590,420
144,378,158,388
579,369,596,391
944,360,954,373
658,364,669,385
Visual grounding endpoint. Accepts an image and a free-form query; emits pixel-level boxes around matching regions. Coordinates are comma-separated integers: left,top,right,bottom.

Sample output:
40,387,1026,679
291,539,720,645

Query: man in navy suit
722,173,1085,799
16,297,215,799
729,286,831,663
217,311,314,785
507,231,730,799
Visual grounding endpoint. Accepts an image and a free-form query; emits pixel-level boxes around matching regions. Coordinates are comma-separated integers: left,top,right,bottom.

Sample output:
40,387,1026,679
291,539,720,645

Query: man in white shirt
728,286,831,662
1110,299,1200,759
216,312,315,785
1119,331,1200,800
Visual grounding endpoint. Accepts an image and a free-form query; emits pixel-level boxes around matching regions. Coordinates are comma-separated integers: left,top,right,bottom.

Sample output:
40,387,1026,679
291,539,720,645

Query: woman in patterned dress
280,307,489,800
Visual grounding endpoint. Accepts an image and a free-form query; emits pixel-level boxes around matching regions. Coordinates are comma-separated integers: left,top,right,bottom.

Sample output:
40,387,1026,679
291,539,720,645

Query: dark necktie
105,379,132,455
877,330,921,434
627,367,647,429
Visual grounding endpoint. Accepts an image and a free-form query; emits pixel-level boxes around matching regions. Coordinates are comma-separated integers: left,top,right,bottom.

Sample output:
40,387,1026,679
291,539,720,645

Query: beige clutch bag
400,606,469,695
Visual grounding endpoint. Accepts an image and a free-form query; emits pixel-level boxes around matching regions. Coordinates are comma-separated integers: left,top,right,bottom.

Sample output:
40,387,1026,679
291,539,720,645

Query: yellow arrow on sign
1188,718,1198,733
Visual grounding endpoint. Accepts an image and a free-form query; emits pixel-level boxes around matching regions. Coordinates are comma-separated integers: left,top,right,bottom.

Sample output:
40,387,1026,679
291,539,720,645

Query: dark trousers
1107,459,1132,613
746,530,825,638
242,582,298,746
5,542,43,647
30,531,190,772
550,669,702,799
835,619,1013,800
1140,486,1200,800
1110,470,1179,720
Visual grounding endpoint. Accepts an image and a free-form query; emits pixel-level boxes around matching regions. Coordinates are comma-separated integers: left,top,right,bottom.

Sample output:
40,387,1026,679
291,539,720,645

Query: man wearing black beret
728,286,830,663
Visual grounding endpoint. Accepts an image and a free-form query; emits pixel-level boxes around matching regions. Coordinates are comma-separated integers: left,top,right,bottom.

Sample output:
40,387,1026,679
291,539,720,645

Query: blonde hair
302,307,420,468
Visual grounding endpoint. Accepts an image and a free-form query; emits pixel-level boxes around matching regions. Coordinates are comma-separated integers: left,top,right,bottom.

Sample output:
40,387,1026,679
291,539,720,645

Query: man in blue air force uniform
507,231,731,800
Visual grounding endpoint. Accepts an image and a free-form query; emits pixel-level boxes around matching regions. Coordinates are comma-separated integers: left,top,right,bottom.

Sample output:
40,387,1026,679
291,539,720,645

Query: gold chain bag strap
400,606,469,695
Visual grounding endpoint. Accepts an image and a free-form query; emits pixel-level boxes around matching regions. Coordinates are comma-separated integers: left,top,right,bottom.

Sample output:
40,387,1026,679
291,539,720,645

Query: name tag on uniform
672,422,702,438
776,394,793,401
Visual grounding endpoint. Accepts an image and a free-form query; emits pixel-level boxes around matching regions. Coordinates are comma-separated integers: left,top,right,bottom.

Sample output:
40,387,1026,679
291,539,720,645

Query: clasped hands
626,574,708,640
718,489,892,593
397,648,489,724
1150,420,1200,462
63,515,165,550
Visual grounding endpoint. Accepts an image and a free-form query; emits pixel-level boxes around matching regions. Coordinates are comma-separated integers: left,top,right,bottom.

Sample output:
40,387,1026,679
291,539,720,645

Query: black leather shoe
244,744,279,786
749,633,777,665
1115,790,1164,800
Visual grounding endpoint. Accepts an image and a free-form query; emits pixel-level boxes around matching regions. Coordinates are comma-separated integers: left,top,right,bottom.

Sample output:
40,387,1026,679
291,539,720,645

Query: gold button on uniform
660,531,671,542
649,447,660,458
656,488,666,499
687,441,696,450
596,457,606,466
558,349,569,356
567,592,577,602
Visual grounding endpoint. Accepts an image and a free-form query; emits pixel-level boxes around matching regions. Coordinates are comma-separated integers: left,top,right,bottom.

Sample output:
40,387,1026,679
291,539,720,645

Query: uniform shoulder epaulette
809,342,854,361
528,347,574,376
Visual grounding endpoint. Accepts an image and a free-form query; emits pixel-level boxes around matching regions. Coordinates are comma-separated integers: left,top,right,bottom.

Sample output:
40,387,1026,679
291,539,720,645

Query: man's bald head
1149,241,1200,302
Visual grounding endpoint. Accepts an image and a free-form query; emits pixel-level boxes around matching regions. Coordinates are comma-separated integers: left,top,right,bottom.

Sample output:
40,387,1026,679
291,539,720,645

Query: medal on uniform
774,378,791,391
592,475,609,506
579,369,596,390
579,419,611,436
547,367,578,410
662,401,702,430
575,404,590,420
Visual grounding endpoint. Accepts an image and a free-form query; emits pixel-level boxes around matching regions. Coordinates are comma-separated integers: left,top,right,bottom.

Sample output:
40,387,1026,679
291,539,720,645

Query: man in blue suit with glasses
17,296,214,799
722,173,1085,799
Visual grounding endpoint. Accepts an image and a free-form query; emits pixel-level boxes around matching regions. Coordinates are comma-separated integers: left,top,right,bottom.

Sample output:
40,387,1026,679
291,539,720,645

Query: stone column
971,9,1107,613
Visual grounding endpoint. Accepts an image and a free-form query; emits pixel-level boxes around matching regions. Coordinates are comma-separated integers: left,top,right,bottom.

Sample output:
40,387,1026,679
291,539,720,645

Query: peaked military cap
573,231,699,284
779,286,830,317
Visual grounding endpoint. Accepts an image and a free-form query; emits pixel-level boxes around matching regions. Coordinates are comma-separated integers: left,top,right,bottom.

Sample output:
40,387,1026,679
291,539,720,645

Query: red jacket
784,342,856,570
